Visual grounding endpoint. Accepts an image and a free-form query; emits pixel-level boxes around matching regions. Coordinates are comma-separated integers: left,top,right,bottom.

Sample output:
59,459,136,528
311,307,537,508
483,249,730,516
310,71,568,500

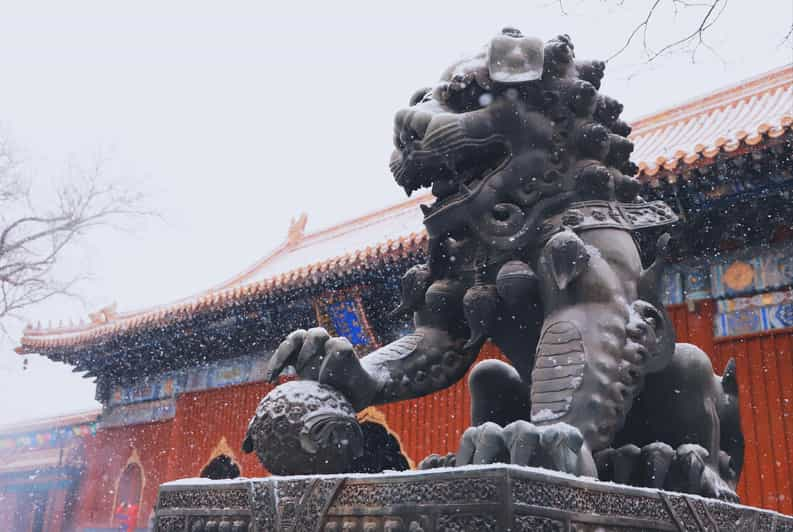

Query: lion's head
390,29,641,253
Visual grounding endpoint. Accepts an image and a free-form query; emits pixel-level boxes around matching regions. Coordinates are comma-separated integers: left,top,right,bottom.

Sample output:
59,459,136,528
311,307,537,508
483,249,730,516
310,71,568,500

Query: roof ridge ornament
287,213,308,247
88,302,118,325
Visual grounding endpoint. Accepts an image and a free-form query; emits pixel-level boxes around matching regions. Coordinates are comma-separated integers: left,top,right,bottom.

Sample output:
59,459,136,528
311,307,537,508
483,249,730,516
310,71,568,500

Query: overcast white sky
0,0,790,427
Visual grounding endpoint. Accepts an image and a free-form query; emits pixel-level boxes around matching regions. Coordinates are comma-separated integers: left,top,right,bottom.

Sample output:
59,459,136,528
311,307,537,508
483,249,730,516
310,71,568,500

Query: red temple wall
667,302,793,514
713,329,793,514
74,419,173,530
167,381,276,480
65,303,793,527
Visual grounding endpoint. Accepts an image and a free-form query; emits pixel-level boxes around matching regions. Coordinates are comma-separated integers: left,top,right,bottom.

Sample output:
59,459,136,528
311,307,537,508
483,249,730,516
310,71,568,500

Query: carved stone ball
243,380,363,475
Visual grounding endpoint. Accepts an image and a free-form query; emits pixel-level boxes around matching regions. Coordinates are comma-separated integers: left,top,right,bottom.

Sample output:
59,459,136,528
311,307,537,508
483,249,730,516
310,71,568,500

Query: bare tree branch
0,135,152,330
779,23,793,47
645,0,727,63
605,0,734,64
607,0,663,62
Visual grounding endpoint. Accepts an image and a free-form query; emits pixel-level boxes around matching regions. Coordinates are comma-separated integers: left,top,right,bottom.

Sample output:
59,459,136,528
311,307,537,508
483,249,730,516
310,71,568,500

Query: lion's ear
409,87,432,107
722,358,739,397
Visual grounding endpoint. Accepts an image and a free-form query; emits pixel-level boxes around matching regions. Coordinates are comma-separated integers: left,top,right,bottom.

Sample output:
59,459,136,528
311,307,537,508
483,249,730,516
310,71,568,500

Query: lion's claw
671,444,740,502
596,442,738,501
457,422,509,465
456,421,595,476
265,327,377,411
596,442,674,488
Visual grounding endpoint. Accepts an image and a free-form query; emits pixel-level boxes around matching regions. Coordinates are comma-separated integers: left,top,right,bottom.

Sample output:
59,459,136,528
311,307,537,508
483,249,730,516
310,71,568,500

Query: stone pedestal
154,465,792,531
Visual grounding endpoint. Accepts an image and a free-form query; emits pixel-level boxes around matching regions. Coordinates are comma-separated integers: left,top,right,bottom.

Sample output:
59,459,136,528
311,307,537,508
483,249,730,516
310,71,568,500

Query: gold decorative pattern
723,261,755,291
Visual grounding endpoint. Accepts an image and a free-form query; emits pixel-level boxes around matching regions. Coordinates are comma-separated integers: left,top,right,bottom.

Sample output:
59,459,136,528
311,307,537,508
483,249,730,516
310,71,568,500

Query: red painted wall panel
712,329,793,514
74,420,173,530
168,381,275,480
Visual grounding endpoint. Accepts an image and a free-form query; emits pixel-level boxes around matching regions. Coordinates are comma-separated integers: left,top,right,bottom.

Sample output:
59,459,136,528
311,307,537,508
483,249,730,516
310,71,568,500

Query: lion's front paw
595,442,674,488
670,444,739,503
596,442,739,502
455,420,596,477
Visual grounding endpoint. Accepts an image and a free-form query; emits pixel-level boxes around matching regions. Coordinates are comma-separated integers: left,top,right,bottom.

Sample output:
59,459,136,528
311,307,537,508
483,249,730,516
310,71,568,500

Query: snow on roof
215,193,429,287
18,65,793,352
18,195,431,352
630,64,792,177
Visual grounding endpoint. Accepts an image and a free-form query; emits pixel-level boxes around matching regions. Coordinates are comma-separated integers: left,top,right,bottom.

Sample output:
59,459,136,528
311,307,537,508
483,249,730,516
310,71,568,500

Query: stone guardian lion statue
260,28,743,502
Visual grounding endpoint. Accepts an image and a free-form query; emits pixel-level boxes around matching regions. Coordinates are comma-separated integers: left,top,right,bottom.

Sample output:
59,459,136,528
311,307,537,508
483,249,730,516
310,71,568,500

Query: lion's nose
394,108,431,149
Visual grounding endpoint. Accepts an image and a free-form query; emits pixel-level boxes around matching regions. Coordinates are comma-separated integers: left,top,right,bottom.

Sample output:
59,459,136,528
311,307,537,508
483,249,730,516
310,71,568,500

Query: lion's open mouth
390,131,510,215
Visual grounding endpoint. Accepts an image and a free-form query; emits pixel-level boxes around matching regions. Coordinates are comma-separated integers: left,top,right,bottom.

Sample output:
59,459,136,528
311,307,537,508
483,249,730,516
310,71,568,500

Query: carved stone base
154,465,792,531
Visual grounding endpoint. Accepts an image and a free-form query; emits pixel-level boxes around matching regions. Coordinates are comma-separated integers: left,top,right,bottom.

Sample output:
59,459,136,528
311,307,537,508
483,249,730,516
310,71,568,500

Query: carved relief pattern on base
436,513,499,531
513,514,565,532
154,467,793,532
158,487,250,510
330,477,500,508
252,480,276,532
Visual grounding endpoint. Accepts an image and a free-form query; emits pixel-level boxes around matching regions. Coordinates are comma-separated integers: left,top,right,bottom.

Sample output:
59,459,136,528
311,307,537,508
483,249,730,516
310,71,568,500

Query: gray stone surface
154,465,793,531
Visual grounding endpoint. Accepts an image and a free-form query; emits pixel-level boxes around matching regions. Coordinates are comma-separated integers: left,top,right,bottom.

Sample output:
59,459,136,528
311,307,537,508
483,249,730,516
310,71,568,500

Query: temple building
3,65,792,530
